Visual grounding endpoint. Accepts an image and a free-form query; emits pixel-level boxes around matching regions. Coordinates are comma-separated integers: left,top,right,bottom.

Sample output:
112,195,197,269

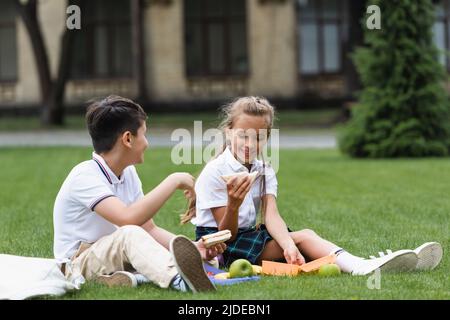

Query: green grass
0,109,342,133
0,147,448,299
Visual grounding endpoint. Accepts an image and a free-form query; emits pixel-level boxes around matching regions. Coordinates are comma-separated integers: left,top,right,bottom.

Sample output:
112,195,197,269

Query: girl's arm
211,175,252,241
265,194,305,265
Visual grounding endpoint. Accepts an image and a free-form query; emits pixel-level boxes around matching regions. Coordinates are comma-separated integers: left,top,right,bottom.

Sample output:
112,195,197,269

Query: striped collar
92,152,124,185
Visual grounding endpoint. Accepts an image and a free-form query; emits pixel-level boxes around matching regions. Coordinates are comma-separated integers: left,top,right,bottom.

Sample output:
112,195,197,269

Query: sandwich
201,230,232,248
220,171,258,184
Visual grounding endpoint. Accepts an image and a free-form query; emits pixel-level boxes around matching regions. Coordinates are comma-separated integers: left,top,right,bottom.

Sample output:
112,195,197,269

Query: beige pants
66,225,178,288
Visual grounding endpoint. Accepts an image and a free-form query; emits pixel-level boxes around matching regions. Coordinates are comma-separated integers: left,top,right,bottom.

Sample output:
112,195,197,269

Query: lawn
0,147,448,299
0,109,342,134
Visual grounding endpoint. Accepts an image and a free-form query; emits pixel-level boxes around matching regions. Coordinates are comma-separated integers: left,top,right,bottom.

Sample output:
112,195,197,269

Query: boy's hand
226,175,252,210
283,244,305,265
170,172,195,191
194,239,226,261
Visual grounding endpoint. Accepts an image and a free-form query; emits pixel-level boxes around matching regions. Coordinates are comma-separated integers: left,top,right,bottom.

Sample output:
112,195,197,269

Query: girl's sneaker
352,249,418,276
170,235,216,293
413,242,443,271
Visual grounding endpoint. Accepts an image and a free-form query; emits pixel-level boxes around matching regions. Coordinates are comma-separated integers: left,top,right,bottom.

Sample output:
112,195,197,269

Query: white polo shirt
53,152,144,263
192,147,278,229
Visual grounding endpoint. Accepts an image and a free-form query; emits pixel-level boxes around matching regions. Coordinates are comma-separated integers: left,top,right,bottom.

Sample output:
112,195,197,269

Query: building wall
248,0,298,98
0,0,349,108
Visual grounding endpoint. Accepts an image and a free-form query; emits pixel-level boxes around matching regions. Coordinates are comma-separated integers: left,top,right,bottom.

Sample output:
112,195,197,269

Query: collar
223,147,259,173
92,152,125,185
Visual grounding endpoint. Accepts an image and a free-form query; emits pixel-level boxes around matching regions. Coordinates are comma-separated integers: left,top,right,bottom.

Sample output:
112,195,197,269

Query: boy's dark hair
86,95,147,153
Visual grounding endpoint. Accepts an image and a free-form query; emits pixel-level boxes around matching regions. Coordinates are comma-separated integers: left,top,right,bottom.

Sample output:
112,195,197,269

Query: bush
339,0,450,157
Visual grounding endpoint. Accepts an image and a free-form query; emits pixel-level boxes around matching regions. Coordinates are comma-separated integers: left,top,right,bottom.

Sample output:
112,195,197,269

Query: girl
181,96,442,276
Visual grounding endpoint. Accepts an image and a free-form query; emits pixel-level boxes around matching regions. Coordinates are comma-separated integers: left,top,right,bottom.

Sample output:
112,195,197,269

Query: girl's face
227,114,269,165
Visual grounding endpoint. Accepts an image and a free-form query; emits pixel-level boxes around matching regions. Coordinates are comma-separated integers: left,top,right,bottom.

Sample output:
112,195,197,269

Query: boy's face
130,121,149,164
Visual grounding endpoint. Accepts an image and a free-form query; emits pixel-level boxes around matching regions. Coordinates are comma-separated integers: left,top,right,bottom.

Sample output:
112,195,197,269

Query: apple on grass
318,263,341,277
229,259,255,278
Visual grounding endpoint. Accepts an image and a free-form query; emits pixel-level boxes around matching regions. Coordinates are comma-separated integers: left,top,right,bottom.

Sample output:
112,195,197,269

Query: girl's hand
283,244,305,265
226,175,252,210
169,172,195,191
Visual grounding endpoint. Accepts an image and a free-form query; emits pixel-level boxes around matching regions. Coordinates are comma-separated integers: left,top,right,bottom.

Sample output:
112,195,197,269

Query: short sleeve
195,165,228,210
263,165,278,197
70,173,115,211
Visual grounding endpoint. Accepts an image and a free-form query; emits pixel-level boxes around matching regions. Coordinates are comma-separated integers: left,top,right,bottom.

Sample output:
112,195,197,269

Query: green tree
339,0,450,157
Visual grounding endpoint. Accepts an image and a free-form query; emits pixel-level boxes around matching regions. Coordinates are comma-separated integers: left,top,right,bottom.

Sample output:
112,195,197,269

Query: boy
53,95,225,293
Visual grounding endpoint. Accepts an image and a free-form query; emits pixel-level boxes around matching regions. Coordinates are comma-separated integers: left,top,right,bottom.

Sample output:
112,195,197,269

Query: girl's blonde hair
180,96,275,227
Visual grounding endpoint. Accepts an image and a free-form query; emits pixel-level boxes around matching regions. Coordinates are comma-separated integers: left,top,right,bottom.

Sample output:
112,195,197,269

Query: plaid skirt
196,224,275,267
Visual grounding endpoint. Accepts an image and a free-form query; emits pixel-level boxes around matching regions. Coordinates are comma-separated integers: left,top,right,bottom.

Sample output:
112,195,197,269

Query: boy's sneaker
352,249,418,276
170,235,216,293
413,242,443,271
170,274,189,292
96,271,138,287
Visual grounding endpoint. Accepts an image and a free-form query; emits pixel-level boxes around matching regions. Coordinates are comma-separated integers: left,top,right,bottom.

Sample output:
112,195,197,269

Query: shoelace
369,249,393,259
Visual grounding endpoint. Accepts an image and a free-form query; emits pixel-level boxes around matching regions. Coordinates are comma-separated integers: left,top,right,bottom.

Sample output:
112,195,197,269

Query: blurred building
0,0,447,111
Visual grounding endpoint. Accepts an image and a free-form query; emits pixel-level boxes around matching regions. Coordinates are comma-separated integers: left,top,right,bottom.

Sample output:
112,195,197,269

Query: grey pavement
0,130,336,149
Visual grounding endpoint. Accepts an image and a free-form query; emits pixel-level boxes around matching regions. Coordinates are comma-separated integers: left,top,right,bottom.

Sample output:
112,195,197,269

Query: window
70,0,132,79
184,0,248,76
0,0,17,82
297,0,346,75
434,1,450,69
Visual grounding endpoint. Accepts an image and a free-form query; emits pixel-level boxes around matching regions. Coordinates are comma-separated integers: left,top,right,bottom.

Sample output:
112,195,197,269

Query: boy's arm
141,219,226,261
141,219,174,250
94,172,194,226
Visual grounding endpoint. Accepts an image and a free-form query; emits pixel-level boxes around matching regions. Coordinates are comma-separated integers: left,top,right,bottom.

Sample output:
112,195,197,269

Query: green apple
229,259,254,278
318,263,341,277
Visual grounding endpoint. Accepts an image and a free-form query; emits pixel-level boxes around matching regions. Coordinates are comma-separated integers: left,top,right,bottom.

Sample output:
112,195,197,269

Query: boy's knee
118,225,148,238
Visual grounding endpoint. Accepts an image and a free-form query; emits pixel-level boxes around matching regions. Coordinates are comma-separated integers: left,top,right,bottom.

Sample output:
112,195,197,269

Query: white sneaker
96,271,138,287
352,249,418,276
413,242,443,271
134,273,150,285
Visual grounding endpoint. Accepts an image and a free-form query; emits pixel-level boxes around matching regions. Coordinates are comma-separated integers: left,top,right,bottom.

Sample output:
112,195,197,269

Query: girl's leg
257,229,363,273
290,229,339,260
257,229,339,263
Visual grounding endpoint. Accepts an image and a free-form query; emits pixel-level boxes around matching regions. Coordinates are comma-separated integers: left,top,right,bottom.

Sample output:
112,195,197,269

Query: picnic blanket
204,263,260,286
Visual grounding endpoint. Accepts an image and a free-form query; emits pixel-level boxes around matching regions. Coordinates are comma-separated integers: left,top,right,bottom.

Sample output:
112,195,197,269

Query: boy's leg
70,225,178,288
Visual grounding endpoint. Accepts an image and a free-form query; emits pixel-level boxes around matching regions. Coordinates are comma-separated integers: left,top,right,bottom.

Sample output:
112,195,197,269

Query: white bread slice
221,171,258,184
201,230,232,248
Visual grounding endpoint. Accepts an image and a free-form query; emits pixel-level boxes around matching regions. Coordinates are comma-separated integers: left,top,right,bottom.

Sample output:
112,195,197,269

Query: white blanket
0,254,84,300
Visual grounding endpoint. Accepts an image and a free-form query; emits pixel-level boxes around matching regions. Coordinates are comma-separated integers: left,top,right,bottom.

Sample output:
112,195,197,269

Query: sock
331,248,364,273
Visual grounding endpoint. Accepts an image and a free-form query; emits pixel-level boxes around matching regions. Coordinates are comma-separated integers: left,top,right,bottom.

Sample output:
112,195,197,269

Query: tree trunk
15,0,81,126
15,0,54,125
49,26,76,125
